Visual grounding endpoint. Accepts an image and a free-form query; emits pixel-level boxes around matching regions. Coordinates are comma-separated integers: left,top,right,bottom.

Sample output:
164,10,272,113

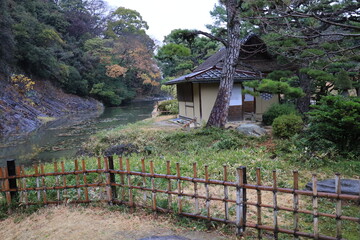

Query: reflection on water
0,101,156,166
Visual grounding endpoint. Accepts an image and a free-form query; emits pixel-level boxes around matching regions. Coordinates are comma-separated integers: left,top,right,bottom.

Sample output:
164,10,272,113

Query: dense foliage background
0,0,161,106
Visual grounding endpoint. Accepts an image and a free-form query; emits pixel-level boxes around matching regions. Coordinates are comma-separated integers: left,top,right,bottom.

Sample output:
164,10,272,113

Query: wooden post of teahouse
7,160,17,199
107,156,117,200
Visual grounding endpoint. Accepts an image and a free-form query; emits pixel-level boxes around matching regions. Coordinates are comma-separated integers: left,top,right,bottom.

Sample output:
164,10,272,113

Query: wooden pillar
7,160,17,199
107,156,117,200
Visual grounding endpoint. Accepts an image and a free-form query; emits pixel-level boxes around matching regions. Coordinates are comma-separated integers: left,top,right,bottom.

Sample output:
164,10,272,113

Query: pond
0,101,156,166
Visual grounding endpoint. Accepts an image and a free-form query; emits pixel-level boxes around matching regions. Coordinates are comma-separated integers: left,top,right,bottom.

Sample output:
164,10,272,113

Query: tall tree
156,29,219,78
206,0,243,127
204,0,360,116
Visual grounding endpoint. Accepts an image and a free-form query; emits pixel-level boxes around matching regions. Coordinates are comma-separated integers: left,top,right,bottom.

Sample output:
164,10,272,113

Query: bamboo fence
0,157,359,239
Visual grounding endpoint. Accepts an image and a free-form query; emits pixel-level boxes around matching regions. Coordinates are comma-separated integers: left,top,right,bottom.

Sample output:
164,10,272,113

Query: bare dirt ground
0,206,233,240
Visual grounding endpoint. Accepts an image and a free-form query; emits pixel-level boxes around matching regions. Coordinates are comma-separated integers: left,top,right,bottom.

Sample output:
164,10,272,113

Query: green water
0,101,156,166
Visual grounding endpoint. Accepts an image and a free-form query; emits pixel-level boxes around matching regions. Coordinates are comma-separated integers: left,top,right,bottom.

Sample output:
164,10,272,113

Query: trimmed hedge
262,103,298,126
272,114,303,138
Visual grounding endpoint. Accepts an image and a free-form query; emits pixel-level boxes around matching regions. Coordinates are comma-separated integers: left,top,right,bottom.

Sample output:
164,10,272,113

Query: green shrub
262,103,298,125
305,95,360,153
157,99,179,115
272,114,303,138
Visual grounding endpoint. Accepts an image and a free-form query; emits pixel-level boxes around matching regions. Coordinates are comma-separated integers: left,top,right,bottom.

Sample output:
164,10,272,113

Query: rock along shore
0,81,103,136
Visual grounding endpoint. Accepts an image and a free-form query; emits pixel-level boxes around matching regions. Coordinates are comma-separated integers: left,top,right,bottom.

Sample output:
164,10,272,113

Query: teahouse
165,34,294,123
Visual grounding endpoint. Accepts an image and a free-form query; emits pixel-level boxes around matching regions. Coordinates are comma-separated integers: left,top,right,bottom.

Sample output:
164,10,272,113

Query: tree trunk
296,70,312,114
206,0,242,128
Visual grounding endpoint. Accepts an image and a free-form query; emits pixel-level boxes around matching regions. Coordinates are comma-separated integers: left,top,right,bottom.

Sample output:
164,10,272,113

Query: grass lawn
1,117,359,239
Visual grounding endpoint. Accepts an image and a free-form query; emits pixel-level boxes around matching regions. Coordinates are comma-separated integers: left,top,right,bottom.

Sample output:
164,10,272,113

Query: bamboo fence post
223,165,229,220
16,166,22,203
21,166,28,206
74,159,81,200
7,160,17,199
108,156,117,200
150,160,156,212
2,167,11,205
273,170,279,240
205,165,210,219
82,159,89,202
119,157,125,202
141,158,147,205
97,157,102,169
0,167,3,190
335,173,342,239
104,157,112,204
40,164,47,205
293,170,299,239
0,168,4,192
34,164,40,202
54,162,60,203
193,162,199,215
61,161,67,205
166,161,172,211
176,162,182,214
126,159,134,208
312,174,319,239
236,166,247,236
256,167,263,239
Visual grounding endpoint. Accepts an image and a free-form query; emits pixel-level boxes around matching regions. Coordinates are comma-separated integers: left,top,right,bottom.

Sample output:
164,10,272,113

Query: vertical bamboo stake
273,170,278,240
7,160,17,199
0,168,3,190
21,166,28,206
34,165,40,202
312,174,319,239
97,157,101,169
1,168,11,205
141,158,147,205
54,162,60,203
176,162,182,214
119,157,125,202
223,165,229,220
16,166,22,203
335,173,342,239
166,161,172,211
236,167,246,236
104,157,112,204
0,168,4,192
82,159,89,202
61,161,67,205
193,162,199,215
256,167,262,239
108,156,117,199
150,160,156,211
205,165,210,219
126,159,134,208
293,170,299,240
40,164,47,205
74,159,81,200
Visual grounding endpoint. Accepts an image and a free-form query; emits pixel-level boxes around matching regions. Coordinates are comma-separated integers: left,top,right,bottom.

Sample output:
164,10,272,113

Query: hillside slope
0,81,103,136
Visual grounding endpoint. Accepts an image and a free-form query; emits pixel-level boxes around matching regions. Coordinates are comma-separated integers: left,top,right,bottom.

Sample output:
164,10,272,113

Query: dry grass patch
0,206,231,240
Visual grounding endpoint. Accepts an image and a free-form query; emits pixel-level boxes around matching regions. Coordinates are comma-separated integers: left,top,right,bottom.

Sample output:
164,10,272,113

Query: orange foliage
111,36,161,87
105,64,128,78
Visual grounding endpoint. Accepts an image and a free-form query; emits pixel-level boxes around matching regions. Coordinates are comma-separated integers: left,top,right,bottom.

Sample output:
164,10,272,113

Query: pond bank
0,81,103,136
0,101,157,166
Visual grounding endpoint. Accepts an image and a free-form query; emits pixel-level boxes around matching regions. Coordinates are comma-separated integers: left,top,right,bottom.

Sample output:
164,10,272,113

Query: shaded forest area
0,0,161,106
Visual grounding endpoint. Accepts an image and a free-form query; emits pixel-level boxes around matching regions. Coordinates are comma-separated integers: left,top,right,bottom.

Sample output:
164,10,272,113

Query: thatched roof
165,34,296,85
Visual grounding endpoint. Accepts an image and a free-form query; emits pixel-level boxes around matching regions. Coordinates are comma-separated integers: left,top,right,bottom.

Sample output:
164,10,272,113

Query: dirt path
0,206,232,240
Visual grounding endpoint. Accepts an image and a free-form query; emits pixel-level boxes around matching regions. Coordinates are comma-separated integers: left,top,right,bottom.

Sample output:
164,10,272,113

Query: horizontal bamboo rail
0,157,359,240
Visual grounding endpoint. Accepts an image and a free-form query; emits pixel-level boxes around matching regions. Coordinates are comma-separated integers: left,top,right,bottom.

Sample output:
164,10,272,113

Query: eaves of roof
164,66,260,85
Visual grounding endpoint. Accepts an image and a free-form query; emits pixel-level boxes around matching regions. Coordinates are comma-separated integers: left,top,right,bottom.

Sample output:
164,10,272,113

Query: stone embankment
0,81,103,136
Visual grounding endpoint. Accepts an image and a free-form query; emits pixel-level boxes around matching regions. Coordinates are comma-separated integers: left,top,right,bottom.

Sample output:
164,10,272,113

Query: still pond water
0,101,156,167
